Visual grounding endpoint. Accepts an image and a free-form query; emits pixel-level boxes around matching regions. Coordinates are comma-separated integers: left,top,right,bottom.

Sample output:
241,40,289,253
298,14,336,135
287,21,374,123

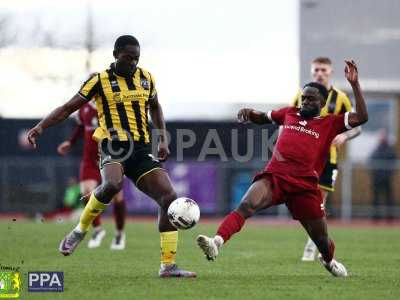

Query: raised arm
345,60,368,127
27,94,88,148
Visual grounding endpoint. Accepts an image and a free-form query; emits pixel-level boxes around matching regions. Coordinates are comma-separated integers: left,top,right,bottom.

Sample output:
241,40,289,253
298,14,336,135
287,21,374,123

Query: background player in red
197,60,368,277
57,100,127,250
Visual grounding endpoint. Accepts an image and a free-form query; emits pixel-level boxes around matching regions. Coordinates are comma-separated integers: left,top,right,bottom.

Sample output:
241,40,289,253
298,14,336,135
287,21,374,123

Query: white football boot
318,254,348,277
87,228,106,249
301,238,318,261
196,235,223,261
110,233,126,250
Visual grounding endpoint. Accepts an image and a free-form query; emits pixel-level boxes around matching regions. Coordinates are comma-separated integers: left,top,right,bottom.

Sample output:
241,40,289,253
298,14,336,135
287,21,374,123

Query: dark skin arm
148,94,170,161
237,108,271,125
345,60,368,127
27,94,88,148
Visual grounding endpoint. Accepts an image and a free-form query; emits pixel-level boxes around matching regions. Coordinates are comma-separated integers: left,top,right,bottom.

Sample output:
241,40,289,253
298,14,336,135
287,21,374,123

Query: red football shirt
265,107,352,178
74,102,99,164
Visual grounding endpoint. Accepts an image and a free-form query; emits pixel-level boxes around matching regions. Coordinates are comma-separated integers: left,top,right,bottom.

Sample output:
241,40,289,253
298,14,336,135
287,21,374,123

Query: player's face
311,63,332,87
300,87,324,118
114,45,140,77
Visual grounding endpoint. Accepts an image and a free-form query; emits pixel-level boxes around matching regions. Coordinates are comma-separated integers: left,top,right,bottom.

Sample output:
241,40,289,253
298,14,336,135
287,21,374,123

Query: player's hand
345,59,359,85
158,141,170,162
237,108,253,123
57,140,72,156
27,125,43,149
332,134,347,149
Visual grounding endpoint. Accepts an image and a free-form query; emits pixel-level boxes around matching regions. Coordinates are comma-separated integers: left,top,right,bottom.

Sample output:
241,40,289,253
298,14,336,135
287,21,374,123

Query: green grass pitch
1,219,399,299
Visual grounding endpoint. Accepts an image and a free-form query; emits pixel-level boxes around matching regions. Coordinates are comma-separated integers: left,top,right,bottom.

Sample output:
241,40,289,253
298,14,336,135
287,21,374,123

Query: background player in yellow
292,57,361,261
27,35,196,278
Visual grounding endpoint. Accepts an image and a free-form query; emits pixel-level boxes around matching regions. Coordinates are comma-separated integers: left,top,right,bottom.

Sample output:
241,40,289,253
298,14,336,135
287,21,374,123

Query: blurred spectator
369,129,397,220
63,177,81,210
41,177,82,221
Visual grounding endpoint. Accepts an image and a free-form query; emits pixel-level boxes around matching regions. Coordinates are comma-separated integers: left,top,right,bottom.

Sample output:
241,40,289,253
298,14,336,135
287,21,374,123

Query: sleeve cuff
78,92,90,101
344,112,353,130
267,110,274,123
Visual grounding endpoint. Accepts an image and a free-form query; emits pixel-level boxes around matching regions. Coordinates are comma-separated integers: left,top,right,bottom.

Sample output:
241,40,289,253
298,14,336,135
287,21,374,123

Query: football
167,197,200,230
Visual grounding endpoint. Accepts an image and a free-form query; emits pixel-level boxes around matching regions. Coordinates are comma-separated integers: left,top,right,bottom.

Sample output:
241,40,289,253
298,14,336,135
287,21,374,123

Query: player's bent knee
98,180,123,202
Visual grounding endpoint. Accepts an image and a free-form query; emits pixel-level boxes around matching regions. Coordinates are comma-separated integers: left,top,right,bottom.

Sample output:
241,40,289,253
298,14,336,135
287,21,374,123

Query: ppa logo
28,272,63,292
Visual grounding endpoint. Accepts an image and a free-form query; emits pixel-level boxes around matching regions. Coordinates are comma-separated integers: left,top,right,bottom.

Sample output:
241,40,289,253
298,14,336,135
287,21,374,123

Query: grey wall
300,0,400,91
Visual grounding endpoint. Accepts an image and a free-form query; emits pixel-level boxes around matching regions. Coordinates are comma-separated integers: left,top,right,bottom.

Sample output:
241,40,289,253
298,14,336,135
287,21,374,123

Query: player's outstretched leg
137,169,196,278
300,218,348,277
301,190,328,261
110,190,126,250
59,163,123,256
197,178,273,261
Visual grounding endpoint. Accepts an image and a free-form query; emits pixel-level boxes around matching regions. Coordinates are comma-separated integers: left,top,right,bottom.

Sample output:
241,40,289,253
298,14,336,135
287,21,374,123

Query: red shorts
79,158,101,183
253,171,325,220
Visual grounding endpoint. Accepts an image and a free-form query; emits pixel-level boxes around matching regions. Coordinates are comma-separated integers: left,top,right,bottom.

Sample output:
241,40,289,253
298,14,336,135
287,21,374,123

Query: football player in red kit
197,60,368,277
57,100,127,250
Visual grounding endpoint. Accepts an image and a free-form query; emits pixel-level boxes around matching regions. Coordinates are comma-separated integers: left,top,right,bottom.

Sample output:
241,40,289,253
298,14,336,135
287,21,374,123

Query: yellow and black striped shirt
292,87,352,164
79,64,157,144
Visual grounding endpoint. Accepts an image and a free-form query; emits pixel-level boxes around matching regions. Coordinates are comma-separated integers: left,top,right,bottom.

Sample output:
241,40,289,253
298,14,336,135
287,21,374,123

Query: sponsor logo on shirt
283,124,320,139
141,79,150,89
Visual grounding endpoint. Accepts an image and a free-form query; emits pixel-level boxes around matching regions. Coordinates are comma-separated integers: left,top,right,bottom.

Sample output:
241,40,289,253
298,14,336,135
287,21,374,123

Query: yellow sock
78,193,108,232
160,231,178,265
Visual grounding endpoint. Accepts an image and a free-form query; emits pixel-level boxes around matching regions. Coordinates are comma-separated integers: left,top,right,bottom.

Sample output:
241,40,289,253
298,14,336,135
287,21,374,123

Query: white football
167,197,200,230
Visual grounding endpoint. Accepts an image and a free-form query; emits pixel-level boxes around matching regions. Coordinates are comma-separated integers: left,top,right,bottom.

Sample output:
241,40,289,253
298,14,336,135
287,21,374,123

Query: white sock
214,235,224,248
74,224,85,233
305,238,317,251
160,263,173,269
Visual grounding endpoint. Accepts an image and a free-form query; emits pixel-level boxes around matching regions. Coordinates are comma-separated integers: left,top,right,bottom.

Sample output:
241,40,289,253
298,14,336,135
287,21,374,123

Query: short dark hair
114,35,140,52
303,82,329,100
312,57,332,65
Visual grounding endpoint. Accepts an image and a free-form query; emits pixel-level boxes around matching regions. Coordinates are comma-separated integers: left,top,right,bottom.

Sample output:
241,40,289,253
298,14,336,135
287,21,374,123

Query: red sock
216,211,245,243
92,215,102,228
113,200,126,231
323,238,335,263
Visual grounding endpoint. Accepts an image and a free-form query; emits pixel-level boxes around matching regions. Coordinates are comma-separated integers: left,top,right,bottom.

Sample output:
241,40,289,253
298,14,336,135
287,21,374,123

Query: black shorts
99,139,163,185
318,162,338,192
